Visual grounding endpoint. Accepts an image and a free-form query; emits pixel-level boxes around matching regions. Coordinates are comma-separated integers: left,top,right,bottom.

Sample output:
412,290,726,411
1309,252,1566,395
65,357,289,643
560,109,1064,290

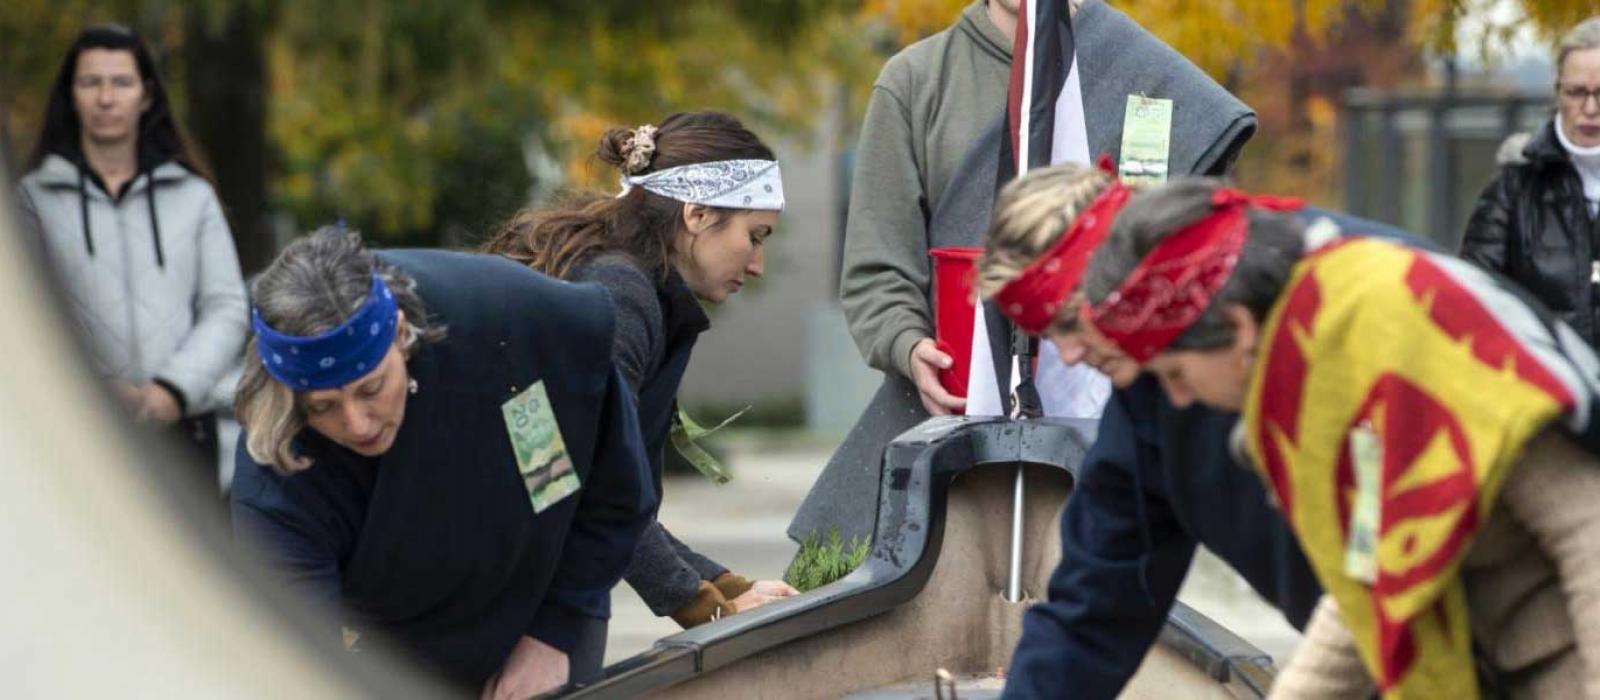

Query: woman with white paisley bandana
484,111,798,651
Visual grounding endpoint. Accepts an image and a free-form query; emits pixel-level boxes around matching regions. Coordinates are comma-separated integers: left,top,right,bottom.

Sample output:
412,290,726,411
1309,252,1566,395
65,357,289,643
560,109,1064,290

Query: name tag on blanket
1345,421,1382,585
1119,94,1173,186
501,381,581,513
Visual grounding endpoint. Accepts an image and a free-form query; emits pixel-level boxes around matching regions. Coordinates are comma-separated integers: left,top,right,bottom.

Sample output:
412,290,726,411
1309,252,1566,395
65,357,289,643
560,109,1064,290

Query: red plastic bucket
930,247,983,407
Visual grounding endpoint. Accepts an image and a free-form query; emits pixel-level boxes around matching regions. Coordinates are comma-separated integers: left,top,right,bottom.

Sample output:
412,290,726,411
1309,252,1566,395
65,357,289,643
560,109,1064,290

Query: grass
784,527,871,592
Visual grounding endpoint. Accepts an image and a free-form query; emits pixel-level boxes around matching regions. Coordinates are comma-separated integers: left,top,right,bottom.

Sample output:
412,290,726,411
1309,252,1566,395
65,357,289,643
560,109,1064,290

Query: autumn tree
4,0,1587,268
0,0,876,268
857,0,1587,201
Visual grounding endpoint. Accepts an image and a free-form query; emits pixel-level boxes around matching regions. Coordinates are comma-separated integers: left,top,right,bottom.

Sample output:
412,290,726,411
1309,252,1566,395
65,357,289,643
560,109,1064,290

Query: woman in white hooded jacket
16,24,246,468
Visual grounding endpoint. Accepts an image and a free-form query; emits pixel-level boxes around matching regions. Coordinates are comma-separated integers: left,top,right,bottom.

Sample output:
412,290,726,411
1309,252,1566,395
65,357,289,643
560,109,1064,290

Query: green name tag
1345,422,1383,585
1119,94,1173,186
501,381,581,513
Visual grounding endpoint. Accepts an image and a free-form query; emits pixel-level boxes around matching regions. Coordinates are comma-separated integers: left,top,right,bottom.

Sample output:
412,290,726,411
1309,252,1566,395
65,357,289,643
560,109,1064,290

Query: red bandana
994,159,1131,336
1085,188,1303,362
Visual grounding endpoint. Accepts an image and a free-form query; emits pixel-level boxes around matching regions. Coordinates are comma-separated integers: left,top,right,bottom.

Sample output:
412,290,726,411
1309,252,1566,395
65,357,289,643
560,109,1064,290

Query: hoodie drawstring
145,168,165,269
77,167,95,257
75,161,165,269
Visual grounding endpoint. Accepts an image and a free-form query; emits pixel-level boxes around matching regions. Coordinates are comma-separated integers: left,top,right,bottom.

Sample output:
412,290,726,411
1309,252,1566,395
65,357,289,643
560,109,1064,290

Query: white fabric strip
968,0,1038,418
1016,0,1037,175
1556,113,1600,215
619,159,785,211
968,1,1109,419
1038,53,1110,420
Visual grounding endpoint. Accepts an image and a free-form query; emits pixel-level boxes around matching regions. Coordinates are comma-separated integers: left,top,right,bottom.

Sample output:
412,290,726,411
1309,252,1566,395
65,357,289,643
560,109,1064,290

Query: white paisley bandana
618,159,785,211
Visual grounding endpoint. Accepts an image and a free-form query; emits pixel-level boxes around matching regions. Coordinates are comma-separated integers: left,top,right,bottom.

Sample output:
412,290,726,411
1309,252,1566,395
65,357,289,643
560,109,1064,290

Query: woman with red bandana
980,162,1430,698
1076,179,1600,698
979,163,1322,699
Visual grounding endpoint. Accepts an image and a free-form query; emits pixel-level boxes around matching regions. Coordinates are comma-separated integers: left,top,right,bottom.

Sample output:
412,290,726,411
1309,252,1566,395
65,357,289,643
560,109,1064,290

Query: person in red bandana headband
979,163,1330,700
978,161,1140,386
1078,178,1600,699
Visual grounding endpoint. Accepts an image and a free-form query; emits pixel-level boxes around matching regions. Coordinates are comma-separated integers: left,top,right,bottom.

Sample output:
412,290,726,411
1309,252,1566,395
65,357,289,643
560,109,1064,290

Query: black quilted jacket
1462,119,1600,346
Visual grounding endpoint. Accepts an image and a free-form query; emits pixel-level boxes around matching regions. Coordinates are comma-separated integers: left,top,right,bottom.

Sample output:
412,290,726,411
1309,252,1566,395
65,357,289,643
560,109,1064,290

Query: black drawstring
74,160,164,268
145,168,164,269
71,159,164,270
77,167,95,257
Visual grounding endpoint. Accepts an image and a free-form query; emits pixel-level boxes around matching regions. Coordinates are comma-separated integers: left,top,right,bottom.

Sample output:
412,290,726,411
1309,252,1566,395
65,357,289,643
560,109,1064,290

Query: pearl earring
408,378,419,395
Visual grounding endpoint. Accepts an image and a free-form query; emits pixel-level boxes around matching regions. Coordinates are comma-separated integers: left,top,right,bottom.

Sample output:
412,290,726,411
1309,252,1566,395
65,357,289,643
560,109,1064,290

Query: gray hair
1559,17,1600,76
1081,178,1307,351
234,227,444,474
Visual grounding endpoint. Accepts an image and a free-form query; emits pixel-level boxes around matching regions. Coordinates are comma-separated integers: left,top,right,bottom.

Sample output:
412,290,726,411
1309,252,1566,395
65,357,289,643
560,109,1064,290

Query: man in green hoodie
839,0,1029,416
798,0,1256,546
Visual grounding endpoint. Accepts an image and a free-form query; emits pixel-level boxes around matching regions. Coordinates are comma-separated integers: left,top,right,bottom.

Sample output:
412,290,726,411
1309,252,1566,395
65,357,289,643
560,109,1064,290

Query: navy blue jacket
1002,210,1436,699
1003,378,1319,699
231,250,656,685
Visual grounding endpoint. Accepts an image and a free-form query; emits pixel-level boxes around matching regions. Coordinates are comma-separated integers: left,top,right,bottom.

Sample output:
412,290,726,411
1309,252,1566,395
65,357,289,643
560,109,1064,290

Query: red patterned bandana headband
994,161,1131,336
1084,188,1303,363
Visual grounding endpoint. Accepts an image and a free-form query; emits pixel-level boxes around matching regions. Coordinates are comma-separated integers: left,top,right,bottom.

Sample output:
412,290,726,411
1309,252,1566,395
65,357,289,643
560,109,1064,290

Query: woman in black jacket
483,112,798,639
231,229,655,697
1462,17,1600,345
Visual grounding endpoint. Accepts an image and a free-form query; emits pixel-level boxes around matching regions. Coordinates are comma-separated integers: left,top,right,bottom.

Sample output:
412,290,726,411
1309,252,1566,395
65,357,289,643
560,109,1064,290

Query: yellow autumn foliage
859,1,1592,81
2,0,1591,239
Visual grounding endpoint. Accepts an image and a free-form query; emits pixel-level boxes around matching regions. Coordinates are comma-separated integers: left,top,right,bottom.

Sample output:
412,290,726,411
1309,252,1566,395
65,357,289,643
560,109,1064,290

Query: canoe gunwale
566,417,1275,699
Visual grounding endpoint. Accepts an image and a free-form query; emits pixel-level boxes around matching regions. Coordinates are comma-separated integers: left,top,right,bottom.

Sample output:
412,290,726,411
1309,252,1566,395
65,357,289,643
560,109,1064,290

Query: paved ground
605,432,1302,667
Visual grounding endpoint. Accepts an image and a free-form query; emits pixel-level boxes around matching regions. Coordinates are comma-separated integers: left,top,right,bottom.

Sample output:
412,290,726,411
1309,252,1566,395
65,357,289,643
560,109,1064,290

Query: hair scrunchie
622,124,659,175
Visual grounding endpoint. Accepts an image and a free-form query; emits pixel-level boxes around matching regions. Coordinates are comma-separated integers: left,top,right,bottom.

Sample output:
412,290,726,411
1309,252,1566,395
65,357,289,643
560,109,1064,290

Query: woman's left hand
482,635,568,700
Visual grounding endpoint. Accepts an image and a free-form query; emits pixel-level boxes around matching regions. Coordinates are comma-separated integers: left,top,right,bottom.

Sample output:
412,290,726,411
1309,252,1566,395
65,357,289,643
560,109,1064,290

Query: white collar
1556,114,1600,207
1556,113,1600,160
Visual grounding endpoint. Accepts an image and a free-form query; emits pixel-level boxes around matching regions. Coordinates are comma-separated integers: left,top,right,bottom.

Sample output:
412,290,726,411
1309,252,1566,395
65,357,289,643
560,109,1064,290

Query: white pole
1006,463,1027,603
1003,0,1040,606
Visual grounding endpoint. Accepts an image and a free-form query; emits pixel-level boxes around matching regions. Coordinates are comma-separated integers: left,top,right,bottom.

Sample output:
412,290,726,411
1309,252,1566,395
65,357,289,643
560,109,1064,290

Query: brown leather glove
711,572,753,601
669,581,738,629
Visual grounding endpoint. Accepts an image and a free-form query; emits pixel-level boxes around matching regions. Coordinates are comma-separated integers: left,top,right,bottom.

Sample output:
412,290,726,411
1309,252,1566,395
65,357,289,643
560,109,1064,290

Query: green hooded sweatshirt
839,1,1012,380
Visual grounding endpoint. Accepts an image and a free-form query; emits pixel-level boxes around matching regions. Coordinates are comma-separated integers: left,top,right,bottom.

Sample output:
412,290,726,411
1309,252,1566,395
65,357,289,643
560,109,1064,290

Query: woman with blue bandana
484,112,799,636
229,229,655,698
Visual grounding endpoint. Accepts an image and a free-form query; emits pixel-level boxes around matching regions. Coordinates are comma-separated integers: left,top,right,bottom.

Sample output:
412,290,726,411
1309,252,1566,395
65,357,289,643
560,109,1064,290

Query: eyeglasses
1559,84,1600,105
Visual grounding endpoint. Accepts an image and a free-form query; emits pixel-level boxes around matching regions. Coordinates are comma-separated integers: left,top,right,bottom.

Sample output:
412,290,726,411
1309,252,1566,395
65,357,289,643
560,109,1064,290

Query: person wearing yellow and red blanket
1078,179,1600,699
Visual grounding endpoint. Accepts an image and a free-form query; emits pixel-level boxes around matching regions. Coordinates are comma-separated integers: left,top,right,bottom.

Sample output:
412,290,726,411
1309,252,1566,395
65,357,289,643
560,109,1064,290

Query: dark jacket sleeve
624,522,714,616
1461,171,1518,274
664,526,728,582
1002,390,1198,700
229,441,341,616
528,368,658,652
579,257,732,616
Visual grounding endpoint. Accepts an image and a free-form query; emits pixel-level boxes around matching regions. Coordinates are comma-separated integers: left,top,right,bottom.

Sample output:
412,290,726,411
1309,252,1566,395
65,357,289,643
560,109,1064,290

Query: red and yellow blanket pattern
1240,237,1580,697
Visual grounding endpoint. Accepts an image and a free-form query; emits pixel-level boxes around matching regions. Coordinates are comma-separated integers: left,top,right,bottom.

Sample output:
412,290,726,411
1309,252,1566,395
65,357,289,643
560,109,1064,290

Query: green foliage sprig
784,527,870,593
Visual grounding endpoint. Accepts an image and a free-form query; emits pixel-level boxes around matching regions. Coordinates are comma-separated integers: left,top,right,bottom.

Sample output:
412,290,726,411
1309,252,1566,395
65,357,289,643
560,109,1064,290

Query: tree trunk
184,4,272,274
1286,1,1313,170
0,107,15,178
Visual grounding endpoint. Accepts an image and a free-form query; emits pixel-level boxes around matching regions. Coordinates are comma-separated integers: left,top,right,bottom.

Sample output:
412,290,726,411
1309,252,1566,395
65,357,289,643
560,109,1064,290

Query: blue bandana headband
252,274,400,390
